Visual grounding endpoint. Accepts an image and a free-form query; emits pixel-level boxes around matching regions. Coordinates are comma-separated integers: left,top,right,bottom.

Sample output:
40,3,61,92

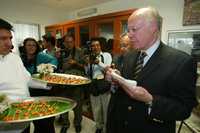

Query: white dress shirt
143,38,160,66
142,39,160,115
0,52,48,133
0,52,30,97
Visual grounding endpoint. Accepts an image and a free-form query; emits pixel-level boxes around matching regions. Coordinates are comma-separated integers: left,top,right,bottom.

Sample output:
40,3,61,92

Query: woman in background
20,37,58,133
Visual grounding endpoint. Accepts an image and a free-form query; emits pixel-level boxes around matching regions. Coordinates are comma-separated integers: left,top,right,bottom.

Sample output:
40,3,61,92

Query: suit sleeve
150,56,198,121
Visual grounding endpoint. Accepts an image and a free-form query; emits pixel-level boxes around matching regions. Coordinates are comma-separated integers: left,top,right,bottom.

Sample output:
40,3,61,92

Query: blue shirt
23,52,58,74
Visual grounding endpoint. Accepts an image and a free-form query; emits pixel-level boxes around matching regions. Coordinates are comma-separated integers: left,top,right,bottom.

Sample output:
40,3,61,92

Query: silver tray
32,73,91,86
0,96,76,123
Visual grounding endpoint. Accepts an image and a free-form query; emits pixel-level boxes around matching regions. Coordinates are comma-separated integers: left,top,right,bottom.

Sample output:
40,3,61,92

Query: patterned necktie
133,51,147,80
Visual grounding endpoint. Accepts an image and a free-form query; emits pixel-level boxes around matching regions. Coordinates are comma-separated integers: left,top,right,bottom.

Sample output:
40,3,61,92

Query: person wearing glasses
106,7,197,133
112,33,134,70
55,33,85,133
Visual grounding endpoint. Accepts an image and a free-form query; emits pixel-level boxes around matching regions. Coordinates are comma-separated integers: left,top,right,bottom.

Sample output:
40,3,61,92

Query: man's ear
150,21,155,30
150,21,159,34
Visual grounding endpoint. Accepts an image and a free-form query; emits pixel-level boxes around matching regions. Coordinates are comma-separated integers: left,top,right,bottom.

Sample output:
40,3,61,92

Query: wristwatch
146,100,153,115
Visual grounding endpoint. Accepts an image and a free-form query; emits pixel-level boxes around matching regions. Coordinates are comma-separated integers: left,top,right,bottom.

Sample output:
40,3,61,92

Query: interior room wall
1,0,199,43
66,0,200,43
0,1,68,38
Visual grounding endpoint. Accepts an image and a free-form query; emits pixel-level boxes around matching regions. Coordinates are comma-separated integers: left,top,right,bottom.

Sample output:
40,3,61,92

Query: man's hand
68,59,76,65
122,85,153,103
105,67,120,84
83,55,90,65
105,67,113,82
55,48,61,58
94,58,100,64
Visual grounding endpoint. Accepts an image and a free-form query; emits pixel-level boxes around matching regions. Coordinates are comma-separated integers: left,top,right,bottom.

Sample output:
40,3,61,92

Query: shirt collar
0,54,5,60
97,52,103,57
0,52,11,60
143,38,160,58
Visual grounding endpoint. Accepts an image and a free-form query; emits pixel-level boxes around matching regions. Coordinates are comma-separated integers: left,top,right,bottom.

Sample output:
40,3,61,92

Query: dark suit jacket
107,42,198,133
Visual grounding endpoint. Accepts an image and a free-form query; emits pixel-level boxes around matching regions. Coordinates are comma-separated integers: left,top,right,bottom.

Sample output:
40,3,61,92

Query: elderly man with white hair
106,7,197,133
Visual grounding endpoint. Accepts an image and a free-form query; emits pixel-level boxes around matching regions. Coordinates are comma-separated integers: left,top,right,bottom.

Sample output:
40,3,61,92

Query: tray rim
32,73,91,86
0,96,77,123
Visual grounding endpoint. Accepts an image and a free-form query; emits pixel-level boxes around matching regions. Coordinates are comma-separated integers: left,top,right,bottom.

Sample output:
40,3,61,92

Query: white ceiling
0,0,115,25
3,0,114,12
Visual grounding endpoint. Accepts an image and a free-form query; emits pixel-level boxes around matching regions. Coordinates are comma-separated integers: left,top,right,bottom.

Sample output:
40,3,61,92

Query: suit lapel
137,44,165,82
122,50,139,79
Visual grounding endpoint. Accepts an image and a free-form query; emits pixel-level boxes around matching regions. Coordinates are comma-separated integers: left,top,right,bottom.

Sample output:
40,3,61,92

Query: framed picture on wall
183,0,200,26
167,29,200,61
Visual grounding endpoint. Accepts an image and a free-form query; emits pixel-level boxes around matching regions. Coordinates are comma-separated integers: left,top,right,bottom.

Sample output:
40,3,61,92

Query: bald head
129,7,162,31
127,7,162,50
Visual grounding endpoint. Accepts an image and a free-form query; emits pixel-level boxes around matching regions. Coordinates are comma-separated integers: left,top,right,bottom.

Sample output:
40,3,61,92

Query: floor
176,121,192,133
54,111,96,133
29,111,198,133
177,113,200,133
30,111,96,133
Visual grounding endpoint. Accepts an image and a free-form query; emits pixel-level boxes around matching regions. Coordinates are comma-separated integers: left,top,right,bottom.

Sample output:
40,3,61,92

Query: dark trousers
28,88,55,133
33,117,55,133
22,117,55,133
52,86,83,128
21,126,30,133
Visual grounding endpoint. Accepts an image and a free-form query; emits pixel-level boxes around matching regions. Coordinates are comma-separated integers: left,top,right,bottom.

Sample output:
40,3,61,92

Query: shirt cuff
146,100,153,115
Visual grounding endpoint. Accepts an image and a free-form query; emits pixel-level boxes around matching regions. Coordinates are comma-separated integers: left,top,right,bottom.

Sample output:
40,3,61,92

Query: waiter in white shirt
0,18,49,133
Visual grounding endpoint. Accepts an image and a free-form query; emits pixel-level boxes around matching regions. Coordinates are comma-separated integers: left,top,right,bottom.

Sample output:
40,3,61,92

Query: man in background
112,33,134,69
85,37,112,133
56,34,85,133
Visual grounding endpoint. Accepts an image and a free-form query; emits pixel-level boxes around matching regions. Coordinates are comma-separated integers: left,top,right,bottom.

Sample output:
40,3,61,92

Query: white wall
0,1,68,38
1,0,200,43
65,0,200,43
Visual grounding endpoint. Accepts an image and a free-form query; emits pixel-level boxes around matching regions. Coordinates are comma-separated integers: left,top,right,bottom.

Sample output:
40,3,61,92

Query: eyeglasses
128,25,143,33
65,41,74,44
120,43,128,48
26,44,37,47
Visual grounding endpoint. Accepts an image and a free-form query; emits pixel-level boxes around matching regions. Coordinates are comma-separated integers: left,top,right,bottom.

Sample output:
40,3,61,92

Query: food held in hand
110,70,137,88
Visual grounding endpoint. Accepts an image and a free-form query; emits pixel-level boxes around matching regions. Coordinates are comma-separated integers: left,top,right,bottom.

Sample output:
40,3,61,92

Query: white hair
131,7,162,31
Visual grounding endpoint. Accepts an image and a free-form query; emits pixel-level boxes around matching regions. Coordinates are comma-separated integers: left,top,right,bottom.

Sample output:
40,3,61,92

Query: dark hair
42,33,56,46
90,37,100,45
62,33,76,59
56,38,63,48
63,33,75,41
90,37,107,51
21,38,41,73
23,37,41,54
107,38,114,52
0,18,13,31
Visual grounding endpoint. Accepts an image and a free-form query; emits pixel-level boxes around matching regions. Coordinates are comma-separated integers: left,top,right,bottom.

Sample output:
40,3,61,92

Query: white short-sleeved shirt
0,52,30,97
0,52,31,133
